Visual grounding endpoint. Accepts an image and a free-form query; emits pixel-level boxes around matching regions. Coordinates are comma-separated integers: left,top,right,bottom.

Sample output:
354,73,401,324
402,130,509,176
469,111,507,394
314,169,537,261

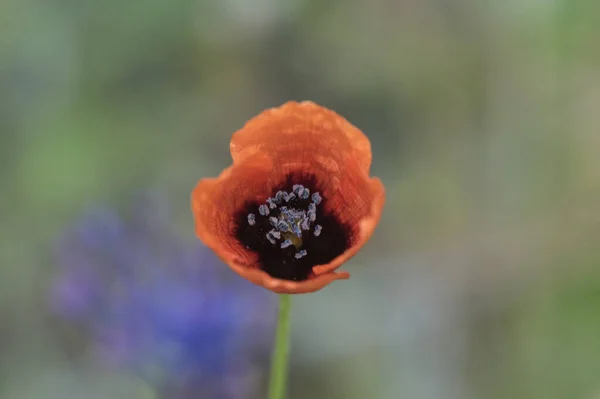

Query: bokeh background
2,0,600,398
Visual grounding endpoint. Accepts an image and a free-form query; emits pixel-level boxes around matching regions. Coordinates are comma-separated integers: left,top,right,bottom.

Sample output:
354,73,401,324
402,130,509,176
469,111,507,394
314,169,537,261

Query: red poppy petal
319,157,384,226
191,152,274,267
313,174,385,276
229,262,351,294
230,101,372,175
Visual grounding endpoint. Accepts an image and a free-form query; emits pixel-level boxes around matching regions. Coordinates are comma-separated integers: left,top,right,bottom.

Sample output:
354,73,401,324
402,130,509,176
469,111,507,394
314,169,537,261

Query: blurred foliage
1,0,600,398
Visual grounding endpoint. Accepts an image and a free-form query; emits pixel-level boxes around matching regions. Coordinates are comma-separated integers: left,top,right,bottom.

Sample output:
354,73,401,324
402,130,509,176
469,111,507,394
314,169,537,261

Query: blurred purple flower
51,191,275,398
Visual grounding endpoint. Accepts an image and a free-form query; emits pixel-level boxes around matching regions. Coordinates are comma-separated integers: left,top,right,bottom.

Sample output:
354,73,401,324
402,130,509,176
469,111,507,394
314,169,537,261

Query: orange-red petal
192,151,273,267
230,101,372,175
312,174,385,276
229,263,351,294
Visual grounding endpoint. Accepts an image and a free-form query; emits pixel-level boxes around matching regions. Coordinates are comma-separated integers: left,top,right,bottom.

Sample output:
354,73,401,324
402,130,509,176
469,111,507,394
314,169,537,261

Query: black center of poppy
234,174,351,282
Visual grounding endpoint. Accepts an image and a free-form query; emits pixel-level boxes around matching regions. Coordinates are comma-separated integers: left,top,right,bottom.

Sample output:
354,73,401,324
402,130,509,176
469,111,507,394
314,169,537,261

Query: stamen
295,249,308,259
266,231,277,244
314,224,322,237
277,221,289,232
244,183,325,262
301,218,310,231
266,198,277,209
259,204,270,216
311,192,322,205
300,187,310,199
234,177,354,284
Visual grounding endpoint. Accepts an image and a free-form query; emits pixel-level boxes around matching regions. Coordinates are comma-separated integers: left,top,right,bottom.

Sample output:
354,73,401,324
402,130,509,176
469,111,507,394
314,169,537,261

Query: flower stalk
268,294,292,399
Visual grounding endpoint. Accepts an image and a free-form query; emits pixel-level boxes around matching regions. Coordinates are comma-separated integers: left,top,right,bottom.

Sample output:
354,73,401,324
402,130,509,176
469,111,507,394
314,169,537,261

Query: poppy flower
191,101,385,294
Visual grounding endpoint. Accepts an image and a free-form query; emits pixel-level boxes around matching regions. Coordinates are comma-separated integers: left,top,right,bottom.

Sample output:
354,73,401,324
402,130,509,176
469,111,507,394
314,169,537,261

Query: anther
259,204,270,216
294,249,308,259
300,187,310,199
270,230,281,239
280,239,293,249
308,203,316,213
269,217,278,226
301,218,310,231
274,191,284,202
286,193,296,202
266,198,278,209
277,221,289,232
308,211,316,222
314,224,322,237
266,232,277,245
311,192,322,205
247,213,256,226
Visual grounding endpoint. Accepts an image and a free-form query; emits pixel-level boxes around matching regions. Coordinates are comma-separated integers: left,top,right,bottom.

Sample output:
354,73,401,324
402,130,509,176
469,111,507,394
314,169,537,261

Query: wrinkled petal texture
192,101,385,294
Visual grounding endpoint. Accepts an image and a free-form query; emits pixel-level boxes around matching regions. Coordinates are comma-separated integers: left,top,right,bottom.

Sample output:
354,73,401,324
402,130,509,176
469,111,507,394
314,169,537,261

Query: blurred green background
2,0,600,398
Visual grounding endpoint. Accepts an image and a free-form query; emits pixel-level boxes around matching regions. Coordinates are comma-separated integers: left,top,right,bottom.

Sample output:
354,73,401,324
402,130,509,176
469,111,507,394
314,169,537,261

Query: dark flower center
235,174,351,281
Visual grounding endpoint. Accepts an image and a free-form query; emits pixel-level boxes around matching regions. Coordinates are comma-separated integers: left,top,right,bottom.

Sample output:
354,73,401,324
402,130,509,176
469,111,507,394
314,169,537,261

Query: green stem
267,294,292,399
